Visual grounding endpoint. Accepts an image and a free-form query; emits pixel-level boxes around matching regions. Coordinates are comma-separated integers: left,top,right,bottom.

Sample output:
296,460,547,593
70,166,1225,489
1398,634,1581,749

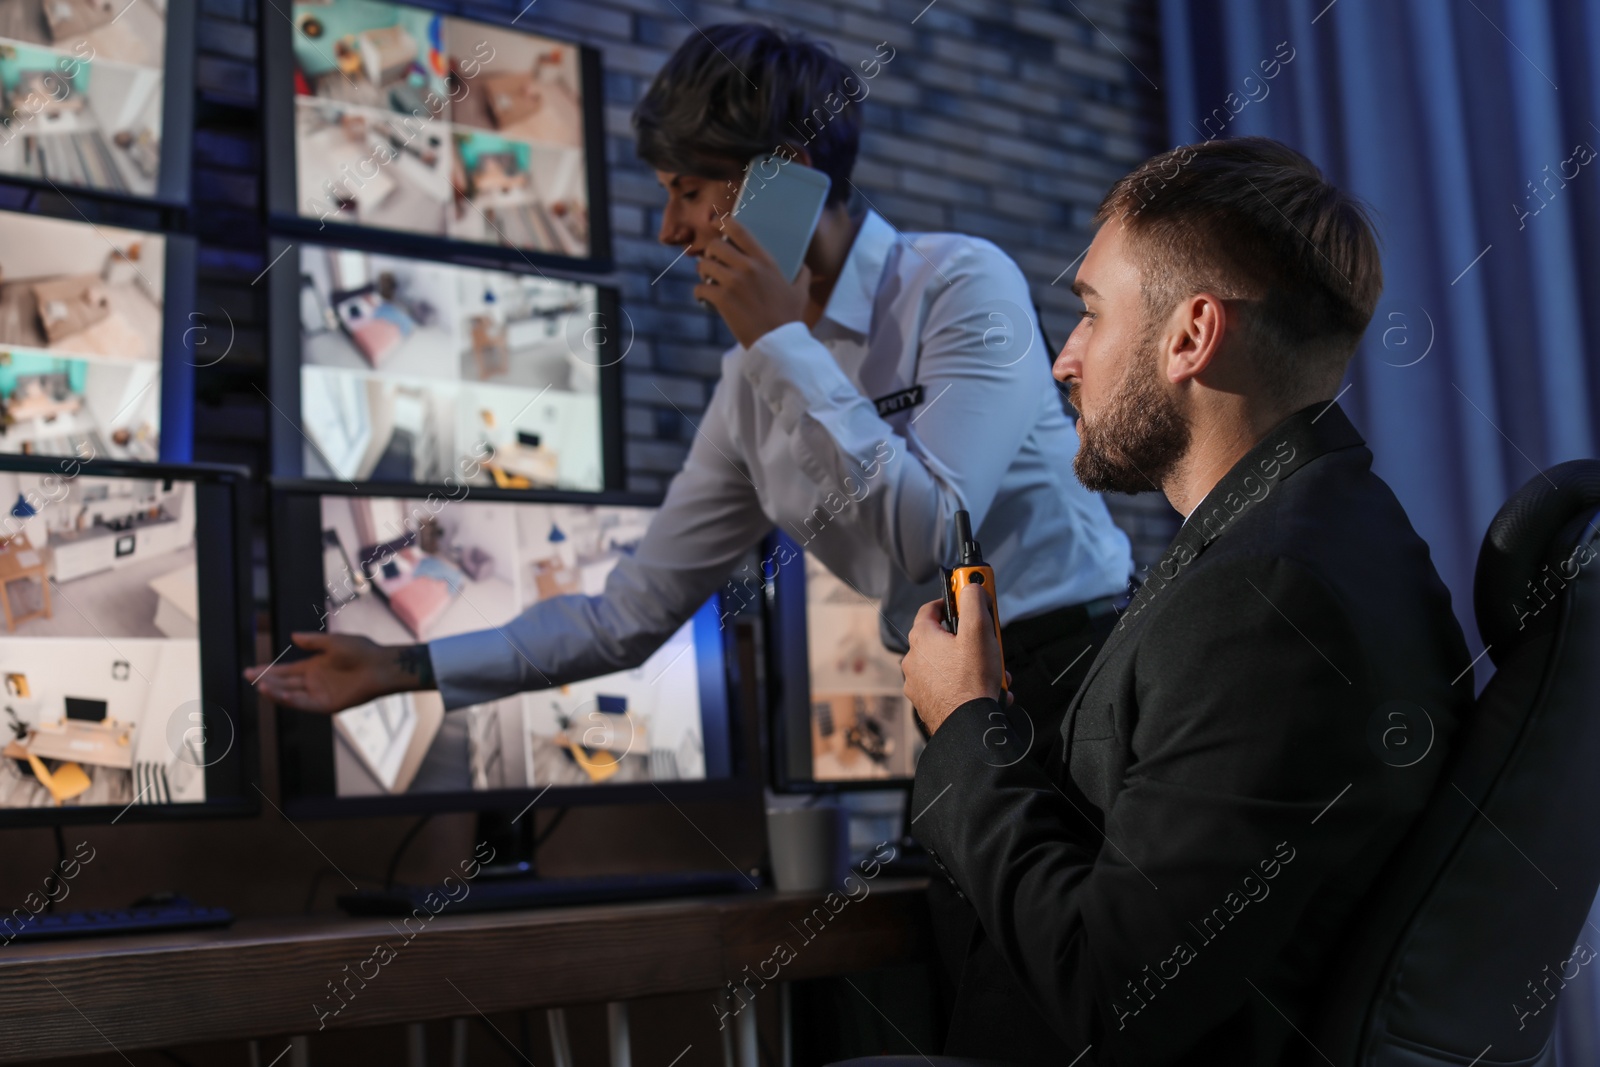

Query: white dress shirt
429,210,1134,710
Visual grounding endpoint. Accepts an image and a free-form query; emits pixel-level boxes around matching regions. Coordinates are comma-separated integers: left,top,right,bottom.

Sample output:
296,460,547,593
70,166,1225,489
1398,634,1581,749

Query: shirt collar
819,210,898,336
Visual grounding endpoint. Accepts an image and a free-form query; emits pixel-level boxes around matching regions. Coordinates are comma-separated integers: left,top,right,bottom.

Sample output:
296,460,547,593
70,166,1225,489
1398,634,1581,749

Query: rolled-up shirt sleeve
427,374,771,710
740,240,1044,585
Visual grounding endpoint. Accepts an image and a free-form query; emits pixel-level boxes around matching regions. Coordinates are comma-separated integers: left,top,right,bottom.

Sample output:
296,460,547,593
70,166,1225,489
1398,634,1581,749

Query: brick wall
189,0,1177,583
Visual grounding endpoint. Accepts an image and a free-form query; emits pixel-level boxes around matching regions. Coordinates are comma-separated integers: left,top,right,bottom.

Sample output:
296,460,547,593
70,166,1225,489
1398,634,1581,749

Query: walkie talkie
941,510,1006,694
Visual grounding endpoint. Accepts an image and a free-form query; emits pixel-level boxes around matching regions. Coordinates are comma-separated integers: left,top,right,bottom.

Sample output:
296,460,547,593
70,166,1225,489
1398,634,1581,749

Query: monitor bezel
0,8,194,208
763,531,913,794
0,455,258,828
262,1,613,274
268,477,759,820
264,235,625,492
159,230,198,463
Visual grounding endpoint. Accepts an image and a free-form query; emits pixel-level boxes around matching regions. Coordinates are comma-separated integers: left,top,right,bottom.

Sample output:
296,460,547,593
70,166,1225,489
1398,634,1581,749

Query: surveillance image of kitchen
0,472,196,638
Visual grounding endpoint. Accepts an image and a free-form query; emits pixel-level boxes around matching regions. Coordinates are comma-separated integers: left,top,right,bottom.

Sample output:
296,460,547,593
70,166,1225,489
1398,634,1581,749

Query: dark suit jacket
912,402,1471,1065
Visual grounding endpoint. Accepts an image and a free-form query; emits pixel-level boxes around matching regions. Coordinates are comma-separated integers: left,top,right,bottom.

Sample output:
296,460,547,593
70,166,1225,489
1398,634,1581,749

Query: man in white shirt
248,23,1132,770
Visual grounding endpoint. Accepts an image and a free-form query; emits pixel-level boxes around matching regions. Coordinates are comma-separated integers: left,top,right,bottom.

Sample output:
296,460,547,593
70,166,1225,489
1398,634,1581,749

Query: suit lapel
1060,401,1366,731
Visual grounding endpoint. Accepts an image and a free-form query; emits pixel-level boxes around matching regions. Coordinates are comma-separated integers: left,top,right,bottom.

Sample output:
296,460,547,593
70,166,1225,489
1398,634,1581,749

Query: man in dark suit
901,137,1473,1065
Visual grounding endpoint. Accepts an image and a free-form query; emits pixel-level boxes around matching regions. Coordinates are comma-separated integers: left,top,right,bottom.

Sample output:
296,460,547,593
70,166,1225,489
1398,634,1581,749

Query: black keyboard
1,900,233,942
339,869,756,917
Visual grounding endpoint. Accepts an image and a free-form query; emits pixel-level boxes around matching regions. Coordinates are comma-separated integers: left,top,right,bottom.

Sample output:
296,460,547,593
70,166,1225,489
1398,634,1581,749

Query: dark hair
1096,137,1383,401
633,24,863,205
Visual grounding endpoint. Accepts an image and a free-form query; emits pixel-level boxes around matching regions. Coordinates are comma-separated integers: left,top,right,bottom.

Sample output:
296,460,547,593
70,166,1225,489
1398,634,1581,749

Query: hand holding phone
731,154,832,281
692,155,832,347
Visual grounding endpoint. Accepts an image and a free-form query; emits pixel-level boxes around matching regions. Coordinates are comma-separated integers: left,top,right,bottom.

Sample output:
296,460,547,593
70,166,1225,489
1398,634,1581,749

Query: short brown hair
1095,137,1382,402
633,24,862,206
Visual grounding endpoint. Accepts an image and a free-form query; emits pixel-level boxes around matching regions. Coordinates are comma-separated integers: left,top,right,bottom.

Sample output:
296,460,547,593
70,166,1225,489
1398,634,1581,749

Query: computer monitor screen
268,238,620,490
271,483,738,816
0,0,193,203
0,209,197,463
0,456,254,824
265,0,608,268
768,536,924,790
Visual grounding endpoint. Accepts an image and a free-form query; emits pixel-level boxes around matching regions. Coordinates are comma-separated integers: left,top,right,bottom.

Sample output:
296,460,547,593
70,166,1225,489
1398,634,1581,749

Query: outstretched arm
250,378,772,713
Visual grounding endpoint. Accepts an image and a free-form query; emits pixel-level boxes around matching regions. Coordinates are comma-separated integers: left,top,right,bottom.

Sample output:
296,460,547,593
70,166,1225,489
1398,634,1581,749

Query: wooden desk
0,878,930,1063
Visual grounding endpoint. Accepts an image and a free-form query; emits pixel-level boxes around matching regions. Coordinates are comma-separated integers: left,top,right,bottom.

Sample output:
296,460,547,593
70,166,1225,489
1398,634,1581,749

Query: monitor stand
337,809,757,917
877,786,933,878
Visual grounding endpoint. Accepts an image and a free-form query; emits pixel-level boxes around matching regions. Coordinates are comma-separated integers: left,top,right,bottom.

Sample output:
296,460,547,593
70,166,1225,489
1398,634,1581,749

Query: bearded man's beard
1071,329,1190,495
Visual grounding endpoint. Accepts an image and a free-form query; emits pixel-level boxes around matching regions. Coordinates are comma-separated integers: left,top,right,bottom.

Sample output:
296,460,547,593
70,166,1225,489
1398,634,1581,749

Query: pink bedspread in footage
386,575,453,638
348,317,403,367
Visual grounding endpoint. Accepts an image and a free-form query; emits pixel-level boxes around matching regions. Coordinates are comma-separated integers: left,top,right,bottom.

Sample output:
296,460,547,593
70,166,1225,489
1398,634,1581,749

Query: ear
1164,292,1228,384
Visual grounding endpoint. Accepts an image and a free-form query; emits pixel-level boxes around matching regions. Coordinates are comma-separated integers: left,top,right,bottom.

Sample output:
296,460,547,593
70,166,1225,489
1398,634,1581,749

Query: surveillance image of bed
0,472,202,809
296,243,604,490
0,26,165,195
318,497,707,797
298,245,461,379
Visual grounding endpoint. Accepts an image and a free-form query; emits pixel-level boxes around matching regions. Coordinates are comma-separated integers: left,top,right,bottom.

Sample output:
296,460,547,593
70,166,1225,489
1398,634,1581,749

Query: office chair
1312,459,1600,1066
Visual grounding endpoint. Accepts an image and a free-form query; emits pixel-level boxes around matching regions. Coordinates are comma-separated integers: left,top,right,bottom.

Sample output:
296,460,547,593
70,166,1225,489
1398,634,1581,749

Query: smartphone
731,154,832,282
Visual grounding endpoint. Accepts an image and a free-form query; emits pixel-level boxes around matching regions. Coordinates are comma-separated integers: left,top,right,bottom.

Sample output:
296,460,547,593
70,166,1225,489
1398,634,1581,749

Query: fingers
701,229,751,270
693,279,727,312
291,631,329,650
697,255,734,286
908,598,948,647
955,583,992,635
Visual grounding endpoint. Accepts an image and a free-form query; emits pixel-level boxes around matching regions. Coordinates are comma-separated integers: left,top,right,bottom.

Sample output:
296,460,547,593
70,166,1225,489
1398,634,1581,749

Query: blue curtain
1159,0,1600,1057
1158,0,1599,673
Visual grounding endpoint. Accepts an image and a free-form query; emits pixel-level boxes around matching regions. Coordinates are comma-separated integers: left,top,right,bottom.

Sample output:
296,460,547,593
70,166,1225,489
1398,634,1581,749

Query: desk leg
719,993,736,1067
780,982,792,1067
736,1001,758,1067
547,1008,573,1067
606,1001,631,1067
406,1021,427,1067
450,1017,468,1067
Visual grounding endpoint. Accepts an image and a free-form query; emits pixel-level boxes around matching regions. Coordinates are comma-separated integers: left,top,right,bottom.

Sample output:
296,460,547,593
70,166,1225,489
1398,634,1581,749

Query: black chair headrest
1474,459,1600,667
